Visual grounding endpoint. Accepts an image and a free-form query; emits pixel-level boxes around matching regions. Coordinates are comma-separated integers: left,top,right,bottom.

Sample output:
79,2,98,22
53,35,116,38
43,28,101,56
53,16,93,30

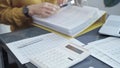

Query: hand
57,0,68,5
27,2,60,18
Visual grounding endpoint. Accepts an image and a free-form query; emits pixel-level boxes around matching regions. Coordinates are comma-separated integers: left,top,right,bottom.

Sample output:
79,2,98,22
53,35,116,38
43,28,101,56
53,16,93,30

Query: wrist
23,6,30,17
23,6,34,17
27,6,34,16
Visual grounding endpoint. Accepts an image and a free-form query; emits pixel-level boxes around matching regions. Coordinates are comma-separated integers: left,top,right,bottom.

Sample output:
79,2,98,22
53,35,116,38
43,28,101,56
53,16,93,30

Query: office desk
0,26,112,68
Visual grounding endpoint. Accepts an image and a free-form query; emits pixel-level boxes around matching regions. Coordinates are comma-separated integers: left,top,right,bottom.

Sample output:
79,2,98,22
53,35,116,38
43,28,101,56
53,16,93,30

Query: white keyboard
29,44,90,68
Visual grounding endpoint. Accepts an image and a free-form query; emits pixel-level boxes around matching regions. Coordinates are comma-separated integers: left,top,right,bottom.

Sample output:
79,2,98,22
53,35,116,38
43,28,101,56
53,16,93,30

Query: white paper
85,37,120,68
7,33,84,64
33,6,103,36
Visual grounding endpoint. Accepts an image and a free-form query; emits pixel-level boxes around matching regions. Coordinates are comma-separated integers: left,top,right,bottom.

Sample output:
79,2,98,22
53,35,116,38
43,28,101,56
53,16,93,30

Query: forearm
0,0,62,27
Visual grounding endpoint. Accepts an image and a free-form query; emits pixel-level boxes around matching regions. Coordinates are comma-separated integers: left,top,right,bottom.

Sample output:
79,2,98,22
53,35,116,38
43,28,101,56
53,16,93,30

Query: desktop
0,27,111,68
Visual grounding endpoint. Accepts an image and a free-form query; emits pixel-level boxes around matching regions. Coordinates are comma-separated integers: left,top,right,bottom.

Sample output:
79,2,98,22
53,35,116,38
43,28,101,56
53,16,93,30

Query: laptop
99,15,120,37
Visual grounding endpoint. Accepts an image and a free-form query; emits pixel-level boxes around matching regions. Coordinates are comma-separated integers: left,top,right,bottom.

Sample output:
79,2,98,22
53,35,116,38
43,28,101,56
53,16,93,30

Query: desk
0,26,112,68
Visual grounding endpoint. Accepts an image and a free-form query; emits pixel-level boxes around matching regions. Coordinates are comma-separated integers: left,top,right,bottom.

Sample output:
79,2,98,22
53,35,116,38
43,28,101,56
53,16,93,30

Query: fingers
42,2,59,13
39,7,57,18
29,2,60,18
57,0,68,5
57,0,63,5
40,2,60,17
28,2,60,18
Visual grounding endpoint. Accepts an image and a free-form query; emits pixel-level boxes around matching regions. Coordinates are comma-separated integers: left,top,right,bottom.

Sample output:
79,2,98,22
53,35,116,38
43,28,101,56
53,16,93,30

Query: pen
60,1,72,8
60,4,68,8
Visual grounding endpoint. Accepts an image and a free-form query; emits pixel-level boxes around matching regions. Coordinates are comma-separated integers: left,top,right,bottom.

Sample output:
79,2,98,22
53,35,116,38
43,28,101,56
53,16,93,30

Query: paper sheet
85,37,120,68
7,33,84,64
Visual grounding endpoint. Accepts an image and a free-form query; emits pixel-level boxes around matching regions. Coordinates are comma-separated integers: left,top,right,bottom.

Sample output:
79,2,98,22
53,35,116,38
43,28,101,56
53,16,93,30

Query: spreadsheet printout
7,33,84,64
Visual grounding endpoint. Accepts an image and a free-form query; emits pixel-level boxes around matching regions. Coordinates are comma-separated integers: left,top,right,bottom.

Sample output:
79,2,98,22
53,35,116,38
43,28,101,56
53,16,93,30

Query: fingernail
52,8,56,11
54,5,60,9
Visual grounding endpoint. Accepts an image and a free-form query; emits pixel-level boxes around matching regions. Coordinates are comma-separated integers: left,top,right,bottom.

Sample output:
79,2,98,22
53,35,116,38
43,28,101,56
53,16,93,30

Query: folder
32,6,106,38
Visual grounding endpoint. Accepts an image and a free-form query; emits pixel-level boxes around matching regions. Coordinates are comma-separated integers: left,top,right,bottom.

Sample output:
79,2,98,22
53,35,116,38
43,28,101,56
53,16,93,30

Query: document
33,6,104,37
7,33,85,64
85,37,120,68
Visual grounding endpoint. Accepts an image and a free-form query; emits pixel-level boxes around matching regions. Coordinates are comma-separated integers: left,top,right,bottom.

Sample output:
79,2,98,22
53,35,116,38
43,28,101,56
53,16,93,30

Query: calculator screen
66,45,83,54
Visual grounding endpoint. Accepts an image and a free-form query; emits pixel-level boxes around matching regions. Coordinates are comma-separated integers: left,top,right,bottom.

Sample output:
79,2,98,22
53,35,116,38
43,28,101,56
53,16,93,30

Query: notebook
32,5,106,37
85,37,120,68
6,33,89,66
99,15,120,37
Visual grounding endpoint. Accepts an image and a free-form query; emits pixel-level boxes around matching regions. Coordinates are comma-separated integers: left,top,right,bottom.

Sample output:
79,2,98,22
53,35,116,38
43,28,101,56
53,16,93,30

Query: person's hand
57,0,68,5
27,2,60,18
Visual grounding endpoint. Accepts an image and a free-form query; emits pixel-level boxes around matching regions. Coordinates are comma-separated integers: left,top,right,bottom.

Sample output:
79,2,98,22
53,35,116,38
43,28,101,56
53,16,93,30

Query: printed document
7,33,84,64
85,37,120,68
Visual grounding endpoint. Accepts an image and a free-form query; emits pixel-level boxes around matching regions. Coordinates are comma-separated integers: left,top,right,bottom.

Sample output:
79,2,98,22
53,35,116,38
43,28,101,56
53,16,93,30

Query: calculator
29,43,90,68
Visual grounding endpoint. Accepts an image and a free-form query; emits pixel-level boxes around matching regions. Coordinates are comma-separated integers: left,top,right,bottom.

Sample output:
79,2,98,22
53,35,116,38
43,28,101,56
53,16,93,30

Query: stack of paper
33,6,105,37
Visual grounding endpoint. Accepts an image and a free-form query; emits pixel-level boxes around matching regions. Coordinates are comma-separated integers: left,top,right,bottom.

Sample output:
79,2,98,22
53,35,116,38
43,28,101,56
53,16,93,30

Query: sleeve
45,0,57,4
0,0,33,27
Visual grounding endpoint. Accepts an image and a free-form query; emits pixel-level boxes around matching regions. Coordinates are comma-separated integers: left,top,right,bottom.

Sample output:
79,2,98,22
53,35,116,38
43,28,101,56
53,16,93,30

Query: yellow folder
32,12,106,38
